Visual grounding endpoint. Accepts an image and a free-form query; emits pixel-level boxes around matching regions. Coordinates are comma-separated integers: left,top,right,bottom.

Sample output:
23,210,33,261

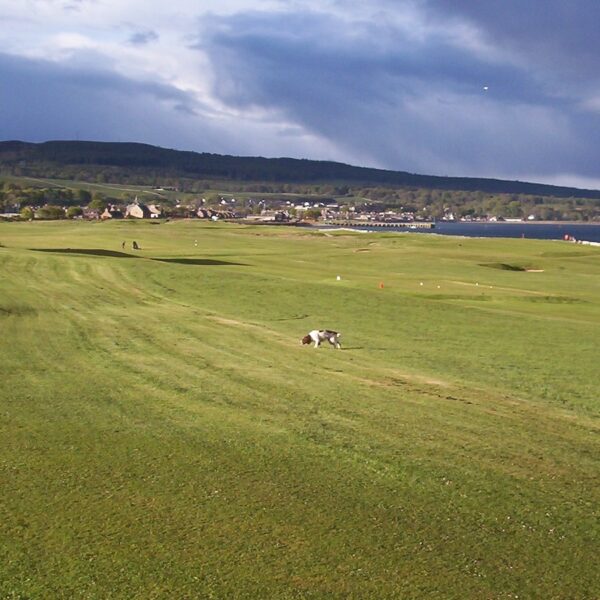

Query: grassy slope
0,175,174,201
0,221,598,599
0,174,341,203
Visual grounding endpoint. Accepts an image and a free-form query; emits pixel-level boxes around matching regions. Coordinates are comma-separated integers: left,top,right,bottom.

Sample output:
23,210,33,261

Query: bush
66,206,83,219
88,196,108,211
35,205,65,220
20,207,34,220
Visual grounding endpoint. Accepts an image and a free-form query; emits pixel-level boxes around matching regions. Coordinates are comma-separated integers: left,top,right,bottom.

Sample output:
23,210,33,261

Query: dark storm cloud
425,0,600,79
199,10,556,107
194,9,600,179
4,2,600,185
0,52,204,146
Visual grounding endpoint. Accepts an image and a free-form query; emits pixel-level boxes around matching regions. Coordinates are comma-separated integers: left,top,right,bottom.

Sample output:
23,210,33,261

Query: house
125,202,151,219
100,205,124,220
197,208,212,219
197,208,236,220
83,208,100,220
148,204,162,218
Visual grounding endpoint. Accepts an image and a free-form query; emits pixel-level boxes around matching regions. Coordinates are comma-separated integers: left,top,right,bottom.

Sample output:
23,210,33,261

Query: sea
323,222,600,244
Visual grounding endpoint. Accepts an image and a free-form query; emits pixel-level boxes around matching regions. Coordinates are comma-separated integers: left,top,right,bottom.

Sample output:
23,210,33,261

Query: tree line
3,178,600,222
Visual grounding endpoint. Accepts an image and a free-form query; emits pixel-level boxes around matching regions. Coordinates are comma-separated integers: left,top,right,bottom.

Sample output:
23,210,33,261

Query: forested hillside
3,140,600,199
2,141,600,221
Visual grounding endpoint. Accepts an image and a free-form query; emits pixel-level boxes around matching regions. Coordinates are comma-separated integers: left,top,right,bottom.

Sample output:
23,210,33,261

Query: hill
2,139,600,199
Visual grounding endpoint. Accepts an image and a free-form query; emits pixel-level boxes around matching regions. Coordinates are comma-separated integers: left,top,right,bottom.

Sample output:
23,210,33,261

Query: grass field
1,220,598,599
0,174,342,204
1,174,167,197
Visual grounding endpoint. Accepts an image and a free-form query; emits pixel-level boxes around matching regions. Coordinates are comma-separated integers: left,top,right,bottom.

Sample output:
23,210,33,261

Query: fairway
1,221,599,599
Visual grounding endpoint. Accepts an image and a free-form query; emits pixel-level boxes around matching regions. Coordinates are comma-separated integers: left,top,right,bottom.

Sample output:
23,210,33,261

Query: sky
2,0,600,188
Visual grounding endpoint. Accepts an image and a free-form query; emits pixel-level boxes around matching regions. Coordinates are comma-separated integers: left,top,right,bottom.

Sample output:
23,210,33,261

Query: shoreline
319,220,600,227
312,221,600,245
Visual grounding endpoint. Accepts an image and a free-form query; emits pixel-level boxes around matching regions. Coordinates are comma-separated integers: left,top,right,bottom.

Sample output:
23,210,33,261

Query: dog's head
301,334,312,345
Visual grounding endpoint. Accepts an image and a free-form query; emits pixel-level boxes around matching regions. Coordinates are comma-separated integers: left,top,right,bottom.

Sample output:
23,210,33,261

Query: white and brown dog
301,329,342,349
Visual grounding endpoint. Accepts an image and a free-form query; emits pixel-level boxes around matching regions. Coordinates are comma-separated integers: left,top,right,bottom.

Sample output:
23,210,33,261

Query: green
1,220,598,598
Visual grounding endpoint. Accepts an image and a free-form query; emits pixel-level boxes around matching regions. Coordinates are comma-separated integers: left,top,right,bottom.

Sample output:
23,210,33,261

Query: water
328,222,600,243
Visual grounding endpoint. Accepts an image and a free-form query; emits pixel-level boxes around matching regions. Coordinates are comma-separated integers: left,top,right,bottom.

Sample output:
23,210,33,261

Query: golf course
1,220,598,599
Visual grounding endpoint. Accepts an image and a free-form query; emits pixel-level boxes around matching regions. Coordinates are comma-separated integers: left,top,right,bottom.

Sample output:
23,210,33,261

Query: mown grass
0,220,599,599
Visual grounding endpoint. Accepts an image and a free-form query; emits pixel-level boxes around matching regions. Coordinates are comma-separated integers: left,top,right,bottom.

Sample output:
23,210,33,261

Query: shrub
20,207,34,220
35,205,65,220
66,206,83,219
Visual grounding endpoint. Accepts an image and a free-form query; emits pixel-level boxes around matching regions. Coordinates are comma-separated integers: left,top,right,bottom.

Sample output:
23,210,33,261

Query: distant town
0,191,589,224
